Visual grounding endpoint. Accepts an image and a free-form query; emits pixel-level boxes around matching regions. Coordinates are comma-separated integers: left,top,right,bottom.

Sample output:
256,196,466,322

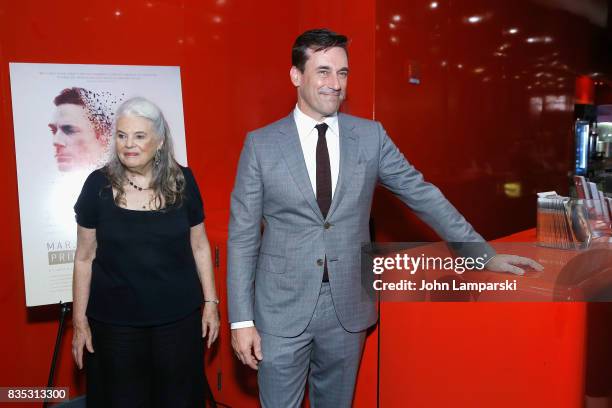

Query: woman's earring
154,149,161,167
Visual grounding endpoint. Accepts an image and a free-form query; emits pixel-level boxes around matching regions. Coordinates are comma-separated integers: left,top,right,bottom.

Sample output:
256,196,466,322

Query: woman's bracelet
204,299,220,304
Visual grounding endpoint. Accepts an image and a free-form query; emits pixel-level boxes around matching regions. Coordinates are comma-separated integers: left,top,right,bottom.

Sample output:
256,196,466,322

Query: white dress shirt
293,105,341,198
230,106,341,330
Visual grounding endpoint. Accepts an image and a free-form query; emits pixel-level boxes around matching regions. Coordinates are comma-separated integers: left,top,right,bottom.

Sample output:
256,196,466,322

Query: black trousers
86,309,206,408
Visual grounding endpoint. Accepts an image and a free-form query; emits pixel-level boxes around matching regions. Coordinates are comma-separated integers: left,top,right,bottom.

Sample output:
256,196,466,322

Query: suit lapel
327,114,358,220
278,114,325,222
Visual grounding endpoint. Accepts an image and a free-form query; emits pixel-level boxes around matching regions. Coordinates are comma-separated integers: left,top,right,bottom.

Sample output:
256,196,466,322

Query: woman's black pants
86,309,206,407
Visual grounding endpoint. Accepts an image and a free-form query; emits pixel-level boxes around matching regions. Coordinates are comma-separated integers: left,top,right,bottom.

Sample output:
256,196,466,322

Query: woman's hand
72,319,94,369
202,302,220,348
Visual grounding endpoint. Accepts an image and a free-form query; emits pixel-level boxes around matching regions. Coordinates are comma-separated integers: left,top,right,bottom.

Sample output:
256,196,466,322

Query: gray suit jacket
227,112,492,337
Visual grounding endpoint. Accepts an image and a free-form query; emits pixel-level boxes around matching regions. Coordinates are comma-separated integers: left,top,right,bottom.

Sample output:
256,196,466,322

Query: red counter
377,229,587,407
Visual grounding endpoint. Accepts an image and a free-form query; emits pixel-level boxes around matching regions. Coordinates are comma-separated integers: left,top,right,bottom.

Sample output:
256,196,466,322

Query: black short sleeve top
74,166,205,326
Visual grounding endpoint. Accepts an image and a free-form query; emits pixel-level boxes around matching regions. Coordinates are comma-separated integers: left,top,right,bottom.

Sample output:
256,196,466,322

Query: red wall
373,1,610,407
1,1,611,407
373,0,612,242
0,1,377,407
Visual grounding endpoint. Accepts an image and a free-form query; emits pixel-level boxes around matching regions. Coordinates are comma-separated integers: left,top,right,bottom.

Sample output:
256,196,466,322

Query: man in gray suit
228,29,541,407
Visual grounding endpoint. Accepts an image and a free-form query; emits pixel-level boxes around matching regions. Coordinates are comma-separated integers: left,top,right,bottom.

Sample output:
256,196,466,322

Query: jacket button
317,259,324,266
324,222,331,229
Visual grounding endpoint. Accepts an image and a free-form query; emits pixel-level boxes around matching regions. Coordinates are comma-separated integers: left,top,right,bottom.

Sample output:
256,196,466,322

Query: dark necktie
315,123,332,218
315,123,331,282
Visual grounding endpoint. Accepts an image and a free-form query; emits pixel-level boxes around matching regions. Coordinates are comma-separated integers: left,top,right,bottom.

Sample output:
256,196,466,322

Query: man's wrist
231,320,255,329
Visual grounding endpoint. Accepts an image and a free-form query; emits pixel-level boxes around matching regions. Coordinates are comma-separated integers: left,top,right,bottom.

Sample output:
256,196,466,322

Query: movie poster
9,63,187,307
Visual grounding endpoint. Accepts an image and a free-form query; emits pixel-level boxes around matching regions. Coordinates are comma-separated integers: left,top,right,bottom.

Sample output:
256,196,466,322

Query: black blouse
74,166,205,326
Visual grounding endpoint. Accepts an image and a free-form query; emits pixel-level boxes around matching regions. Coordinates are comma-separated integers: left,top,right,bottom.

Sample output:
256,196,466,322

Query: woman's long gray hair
104,97,185,209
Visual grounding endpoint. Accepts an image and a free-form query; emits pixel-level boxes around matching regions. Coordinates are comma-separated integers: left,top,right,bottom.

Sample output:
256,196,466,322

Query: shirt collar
293,104,339,137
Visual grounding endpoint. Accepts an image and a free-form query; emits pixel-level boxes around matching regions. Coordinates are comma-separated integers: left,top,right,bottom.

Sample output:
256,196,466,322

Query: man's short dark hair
54,87,86,107
292,28,348,72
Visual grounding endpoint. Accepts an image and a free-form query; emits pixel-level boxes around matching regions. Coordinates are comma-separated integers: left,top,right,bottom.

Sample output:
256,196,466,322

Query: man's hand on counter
485,254,544,275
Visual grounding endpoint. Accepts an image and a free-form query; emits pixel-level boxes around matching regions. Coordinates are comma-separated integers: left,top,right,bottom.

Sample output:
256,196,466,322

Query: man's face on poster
48,103,105,172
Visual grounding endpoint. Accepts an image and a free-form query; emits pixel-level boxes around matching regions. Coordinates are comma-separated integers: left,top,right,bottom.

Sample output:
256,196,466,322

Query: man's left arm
374,122,542,274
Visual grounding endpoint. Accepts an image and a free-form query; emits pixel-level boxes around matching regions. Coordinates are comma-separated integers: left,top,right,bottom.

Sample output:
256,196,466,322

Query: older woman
71,97,219,407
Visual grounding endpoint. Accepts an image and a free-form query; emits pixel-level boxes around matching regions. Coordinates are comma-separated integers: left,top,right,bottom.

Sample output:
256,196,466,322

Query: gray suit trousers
258,283,366,408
